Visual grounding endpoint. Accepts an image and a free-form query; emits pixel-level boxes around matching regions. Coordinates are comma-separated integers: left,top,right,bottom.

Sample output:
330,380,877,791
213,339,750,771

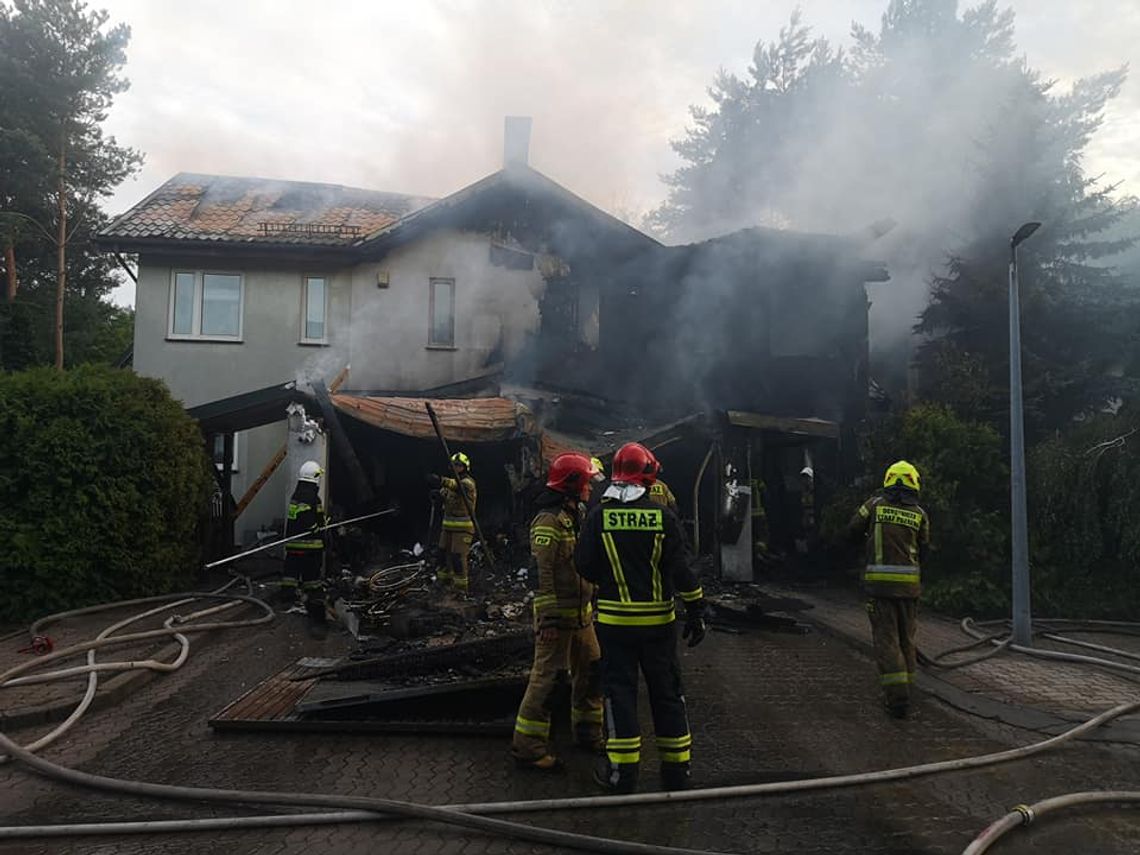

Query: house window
428,277,455,347
168,271,243,340
302,276,327,343
172,272,195,335
212,433,239,472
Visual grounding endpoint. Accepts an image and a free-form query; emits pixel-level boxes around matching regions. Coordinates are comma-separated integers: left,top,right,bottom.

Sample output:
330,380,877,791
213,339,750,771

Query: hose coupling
1012,803,1035,826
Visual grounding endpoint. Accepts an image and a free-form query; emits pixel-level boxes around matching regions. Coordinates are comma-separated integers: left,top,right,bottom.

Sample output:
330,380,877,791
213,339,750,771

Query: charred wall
591,231,873,426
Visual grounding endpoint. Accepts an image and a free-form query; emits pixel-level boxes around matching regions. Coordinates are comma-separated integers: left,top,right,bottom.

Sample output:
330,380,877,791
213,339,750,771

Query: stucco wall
348,230,545,391
133,229,546,541
133,257,353,408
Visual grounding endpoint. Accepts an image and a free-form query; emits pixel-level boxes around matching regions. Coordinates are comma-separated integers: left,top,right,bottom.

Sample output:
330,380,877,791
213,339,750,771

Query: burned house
97,119,888,579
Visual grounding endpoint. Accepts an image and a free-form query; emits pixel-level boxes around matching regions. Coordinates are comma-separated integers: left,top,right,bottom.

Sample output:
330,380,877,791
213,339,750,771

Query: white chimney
503,116,532,168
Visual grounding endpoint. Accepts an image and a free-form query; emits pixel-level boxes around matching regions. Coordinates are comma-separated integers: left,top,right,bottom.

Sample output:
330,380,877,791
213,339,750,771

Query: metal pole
1009,222,1040,647
203,508,397,569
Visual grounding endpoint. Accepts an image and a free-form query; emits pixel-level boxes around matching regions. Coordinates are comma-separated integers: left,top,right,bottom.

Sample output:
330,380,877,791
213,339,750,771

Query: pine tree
652,0,1138,434
0,0,141,368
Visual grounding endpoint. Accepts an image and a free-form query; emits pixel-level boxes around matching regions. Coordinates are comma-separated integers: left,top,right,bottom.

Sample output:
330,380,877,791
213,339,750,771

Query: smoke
653,3,1130,384
292,230,546,395
96,0,1137,381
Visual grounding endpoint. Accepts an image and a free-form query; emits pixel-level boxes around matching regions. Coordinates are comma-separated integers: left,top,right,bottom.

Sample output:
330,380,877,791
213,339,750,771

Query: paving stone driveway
2,612,1139,854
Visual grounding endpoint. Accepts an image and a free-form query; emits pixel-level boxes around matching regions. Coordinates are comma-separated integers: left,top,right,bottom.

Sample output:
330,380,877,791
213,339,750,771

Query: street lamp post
1009,221,1041,647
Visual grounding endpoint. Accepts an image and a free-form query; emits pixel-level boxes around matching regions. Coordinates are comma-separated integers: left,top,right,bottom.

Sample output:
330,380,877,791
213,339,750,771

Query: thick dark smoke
652,3,1130,383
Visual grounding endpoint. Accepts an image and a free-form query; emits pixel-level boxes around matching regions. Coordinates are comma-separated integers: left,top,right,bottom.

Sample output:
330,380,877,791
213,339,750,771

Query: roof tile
102,173,435,247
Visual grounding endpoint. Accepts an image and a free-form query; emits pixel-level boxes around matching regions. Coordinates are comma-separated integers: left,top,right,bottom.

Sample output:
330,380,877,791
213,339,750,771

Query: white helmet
299,461,324,483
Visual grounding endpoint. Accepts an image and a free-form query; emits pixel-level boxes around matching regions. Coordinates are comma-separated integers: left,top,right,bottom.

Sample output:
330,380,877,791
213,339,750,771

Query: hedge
0,365,213,623
1028,405,1140,618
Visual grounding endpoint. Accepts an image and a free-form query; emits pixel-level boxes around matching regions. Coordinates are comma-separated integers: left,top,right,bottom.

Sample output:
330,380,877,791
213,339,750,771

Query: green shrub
0,365,213,623
1028,405,1140,618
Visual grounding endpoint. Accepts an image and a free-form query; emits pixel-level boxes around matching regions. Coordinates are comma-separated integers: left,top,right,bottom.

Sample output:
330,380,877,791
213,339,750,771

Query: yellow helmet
883,460,920,492
451,452,471,469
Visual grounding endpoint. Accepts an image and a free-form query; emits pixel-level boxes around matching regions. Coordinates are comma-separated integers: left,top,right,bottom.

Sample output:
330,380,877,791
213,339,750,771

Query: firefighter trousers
283,551,325,603
437,529,472,592
512,624,603,760
596,622,692,792
866,596,918,709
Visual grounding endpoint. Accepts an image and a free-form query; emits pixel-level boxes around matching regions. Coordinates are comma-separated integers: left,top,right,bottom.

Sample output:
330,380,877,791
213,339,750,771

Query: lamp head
1012,222,1041,248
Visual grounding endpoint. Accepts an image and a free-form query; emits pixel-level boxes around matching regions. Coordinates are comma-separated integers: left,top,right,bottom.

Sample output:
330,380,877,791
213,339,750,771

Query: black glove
426,473,442,488
682,604,707,648
429,489,442,502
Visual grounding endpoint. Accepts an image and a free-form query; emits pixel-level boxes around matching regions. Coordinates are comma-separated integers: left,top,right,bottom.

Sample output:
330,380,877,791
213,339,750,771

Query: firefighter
282,461,329,638
847,460,931,718
750,475,773,569
427,452,477,595
512,453,604,771
575,442,706,794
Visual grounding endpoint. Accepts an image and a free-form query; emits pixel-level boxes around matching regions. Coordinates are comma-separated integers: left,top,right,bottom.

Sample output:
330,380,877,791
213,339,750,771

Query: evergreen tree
0,0,141,368
653,0,1138,434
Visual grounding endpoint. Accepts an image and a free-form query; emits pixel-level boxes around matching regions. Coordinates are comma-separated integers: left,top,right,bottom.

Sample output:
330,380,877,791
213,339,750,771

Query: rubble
701,575,816,635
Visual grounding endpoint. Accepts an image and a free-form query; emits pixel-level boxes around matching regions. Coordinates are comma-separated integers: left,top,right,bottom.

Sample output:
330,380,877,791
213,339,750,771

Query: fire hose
962,791,1140,854
1,686,1137,850
4,595,1140,852
0,581,273,763
1,582,716,854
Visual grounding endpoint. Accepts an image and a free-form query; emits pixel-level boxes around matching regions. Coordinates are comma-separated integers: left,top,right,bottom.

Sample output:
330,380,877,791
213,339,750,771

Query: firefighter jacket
847,487,930,599
648,480,678,513
530,491,594,630
285,482,326,552
440,474,477,532
575,490,703,627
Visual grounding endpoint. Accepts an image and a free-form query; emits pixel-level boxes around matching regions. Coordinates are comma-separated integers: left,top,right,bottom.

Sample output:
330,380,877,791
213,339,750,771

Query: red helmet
546,453,597,500
612,442,660,487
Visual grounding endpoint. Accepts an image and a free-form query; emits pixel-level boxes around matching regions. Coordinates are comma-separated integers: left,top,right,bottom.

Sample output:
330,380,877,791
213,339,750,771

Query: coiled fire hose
4,591,1140,853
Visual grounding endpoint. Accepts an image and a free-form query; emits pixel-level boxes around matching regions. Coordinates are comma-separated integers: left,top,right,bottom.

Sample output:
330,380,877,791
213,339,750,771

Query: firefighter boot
593,757,638,795
306,598,329,640
661,762,692,792
887,699,910,719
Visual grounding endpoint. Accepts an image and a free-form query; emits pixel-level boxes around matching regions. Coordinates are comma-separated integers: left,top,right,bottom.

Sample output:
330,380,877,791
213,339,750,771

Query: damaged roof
186,381,312,435
354,165,661,257
331,395,536,443
100,173,435,248
97,166,659,258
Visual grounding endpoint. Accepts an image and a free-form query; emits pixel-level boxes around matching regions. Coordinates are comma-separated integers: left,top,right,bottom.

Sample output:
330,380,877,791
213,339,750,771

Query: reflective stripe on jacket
848,493,929,598
441,475,477,532
285,488,325,554
531,506,594,629
575,497,702,627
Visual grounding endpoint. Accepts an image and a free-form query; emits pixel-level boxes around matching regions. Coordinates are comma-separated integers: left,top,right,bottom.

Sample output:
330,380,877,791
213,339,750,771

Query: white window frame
167,270,244,341
300,275,330,345
428,277,456,348
212,432,240,473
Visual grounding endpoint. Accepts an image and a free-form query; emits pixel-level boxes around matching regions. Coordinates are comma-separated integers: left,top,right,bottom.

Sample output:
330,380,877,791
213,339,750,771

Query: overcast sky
98,0,1140,306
